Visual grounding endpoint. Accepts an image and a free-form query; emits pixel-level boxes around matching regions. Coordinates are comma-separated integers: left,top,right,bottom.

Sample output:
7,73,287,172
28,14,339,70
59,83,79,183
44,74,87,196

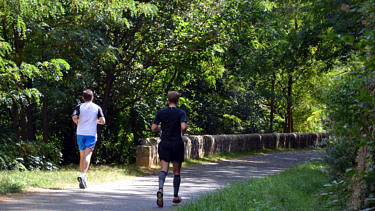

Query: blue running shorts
77,135,97,151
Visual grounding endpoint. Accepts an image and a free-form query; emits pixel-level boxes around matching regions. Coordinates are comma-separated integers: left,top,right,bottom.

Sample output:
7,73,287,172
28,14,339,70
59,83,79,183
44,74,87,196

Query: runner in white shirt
72,89,105,189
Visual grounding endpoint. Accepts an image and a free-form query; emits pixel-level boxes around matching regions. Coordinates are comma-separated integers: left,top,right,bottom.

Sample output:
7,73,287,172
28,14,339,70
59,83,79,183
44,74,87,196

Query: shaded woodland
0,0,374,209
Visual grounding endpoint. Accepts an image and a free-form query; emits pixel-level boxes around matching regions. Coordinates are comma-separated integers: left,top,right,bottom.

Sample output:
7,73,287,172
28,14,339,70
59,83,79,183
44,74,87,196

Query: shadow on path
0,150,323,211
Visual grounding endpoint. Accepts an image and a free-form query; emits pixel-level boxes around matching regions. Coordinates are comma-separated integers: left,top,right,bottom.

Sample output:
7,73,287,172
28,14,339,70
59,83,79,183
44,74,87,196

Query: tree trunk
285,17,298,133
129,106,141,143
26,103,36,141
93,70,115,159
269,72,275,132
19,103,28,141
14,27,24,67
10,101,19,136
286,74,293,133
14,25,31,140
2,16,8,43
350,145,369,209
102,71,115,115
42,96,49,143
283,119,288,133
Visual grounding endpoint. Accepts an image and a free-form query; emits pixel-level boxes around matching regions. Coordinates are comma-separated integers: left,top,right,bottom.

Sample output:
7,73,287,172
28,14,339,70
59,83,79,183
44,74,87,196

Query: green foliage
1,0,374,208
0,0,345,168
0,130,61,170
319,0,375,208
324,137,358,179
324,67,375,208
320,178,349,210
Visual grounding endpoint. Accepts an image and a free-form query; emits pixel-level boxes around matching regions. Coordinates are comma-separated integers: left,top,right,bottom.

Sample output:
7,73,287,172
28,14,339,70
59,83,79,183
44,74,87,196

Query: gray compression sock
159,171,167,190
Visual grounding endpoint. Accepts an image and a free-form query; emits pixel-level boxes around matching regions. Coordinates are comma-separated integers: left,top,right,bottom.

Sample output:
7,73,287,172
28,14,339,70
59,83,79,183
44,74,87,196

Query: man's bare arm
181,122,187,135
97,117,105,125
151,124,161,132
72,115,78,124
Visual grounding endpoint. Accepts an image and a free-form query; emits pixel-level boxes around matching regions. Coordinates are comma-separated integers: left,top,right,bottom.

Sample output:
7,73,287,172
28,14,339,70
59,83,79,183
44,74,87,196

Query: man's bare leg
78,147,92,189
79,150,85,172
82,147,93,174
172,161,181,175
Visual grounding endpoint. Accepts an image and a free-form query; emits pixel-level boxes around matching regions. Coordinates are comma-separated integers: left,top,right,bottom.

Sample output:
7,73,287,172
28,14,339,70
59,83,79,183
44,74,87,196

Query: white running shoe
77,176,87,189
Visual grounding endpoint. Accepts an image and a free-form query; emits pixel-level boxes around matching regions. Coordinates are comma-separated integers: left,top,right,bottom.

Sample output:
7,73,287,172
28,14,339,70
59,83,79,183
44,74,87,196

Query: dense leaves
1,1,373,209
0,1,332,163
318,0,375,209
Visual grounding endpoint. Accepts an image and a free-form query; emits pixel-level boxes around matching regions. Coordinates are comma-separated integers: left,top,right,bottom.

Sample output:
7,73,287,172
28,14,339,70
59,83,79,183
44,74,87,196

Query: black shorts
158,140,184,163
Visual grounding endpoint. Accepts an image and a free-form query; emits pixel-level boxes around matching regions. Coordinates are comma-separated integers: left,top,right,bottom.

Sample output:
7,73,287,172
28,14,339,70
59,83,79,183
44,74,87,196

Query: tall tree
0,0,70,141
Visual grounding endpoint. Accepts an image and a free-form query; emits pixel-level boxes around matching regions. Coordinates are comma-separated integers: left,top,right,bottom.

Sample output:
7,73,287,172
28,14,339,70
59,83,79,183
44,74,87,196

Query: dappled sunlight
202,162,219,165
0,151,322,210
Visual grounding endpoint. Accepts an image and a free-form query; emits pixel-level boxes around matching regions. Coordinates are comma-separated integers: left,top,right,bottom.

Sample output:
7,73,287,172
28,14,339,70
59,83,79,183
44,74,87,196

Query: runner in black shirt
152,91,187,207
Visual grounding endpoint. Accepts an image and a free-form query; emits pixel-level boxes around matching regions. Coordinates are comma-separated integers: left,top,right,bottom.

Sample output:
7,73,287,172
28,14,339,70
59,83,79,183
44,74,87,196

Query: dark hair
167,91,180,104
83,89,93,101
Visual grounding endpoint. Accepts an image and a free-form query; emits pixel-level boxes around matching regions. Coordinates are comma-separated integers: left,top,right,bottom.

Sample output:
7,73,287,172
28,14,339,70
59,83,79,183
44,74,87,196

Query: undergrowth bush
0,130,62,170
321,136,358,208
324,137,358,178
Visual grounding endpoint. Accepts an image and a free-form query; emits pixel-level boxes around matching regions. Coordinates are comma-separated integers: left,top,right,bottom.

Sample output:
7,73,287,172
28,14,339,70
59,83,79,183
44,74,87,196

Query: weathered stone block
183,136,192,159
203,135,215,157
136,145,152,168
187,136,204,159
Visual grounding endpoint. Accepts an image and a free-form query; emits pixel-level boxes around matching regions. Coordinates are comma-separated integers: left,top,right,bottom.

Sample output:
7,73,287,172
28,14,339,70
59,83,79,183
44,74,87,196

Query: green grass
177,163,335,211
0,177,22,194
0,164,146,194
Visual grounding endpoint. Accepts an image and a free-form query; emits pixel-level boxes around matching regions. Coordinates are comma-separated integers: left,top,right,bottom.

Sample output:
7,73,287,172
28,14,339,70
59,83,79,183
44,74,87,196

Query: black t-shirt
153,107,187,142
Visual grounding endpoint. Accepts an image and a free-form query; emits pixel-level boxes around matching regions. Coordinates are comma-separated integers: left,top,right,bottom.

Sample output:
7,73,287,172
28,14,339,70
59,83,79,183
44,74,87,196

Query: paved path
0,150,322,211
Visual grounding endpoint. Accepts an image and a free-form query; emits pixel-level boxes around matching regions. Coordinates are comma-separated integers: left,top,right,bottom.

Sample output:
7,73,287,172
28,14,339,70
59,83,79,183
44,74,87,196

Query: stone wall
136,133,326,167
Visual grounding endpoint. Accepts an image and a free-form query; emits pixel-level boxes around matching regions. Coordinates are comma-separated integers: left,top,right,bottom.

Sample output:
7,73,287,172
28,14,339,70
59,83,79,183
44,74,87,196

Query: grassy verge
176,162,335,211
0,165,146,194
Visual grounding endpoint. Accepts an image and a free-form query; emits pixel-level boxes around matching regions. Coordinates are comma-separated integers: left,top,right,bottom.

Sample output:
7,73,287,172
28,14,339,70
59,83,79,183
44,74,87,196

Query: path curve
0,150,323,211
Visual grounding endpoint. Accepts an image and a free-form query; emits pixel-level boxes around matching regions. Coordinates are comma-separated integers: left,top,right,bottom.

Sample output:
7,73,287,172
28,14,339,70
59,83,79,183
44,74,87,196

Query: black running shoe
156,191,163,207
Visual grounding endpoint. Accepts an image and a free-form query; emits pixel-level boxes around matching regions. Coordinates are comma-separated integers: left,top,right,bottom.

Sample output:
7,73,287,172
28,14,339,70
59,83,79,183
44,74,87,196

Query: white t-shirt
72,102,104,136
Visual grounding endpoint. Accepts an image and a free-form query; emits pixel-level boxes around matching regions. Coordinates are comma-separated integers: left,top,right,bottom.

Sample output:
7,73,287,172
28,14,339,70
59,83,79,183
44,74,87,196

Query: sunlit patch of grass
177,163,336,211
0,175,23,194
0,164,145,194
